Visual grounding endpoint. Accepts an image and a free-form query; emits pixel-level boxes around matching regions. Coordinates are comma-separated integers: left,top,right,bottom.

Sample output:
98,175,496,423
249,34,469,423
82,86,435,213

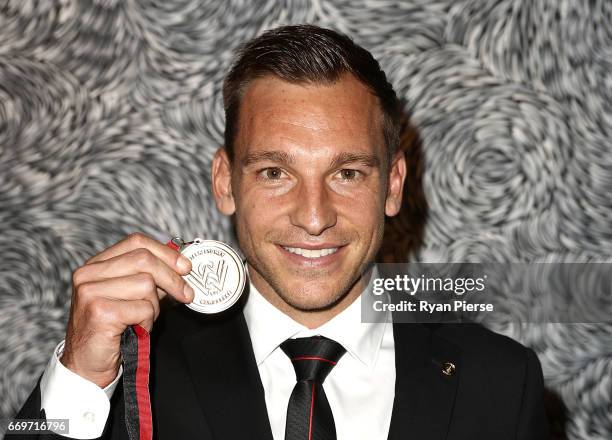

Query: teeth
283,246,339,258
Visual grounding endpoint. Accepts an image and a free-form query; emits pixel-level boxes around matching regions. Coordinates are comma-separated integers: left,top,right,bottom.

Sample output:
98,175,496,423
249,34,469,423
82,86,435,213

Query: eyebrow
240,150,381,169
329,152,380,169
241,151,295,167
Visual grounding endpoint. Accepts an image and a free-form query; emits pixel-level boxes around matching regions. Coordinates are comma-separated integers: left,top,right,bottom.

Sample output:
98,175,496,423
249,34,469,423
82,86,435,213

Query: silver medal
172,237,246,314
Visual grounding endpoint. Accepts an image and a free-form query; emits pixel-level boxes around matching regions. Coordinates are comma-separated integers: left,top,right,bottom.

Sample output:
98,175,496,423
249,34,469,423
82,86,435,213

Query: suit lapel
387,322,462,440
180,309,274,440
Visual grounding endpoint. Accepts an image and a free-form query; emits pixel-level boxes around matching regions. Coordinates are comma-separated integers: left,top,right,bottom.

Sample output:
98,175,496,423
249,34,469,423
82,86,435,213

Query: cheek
335,198,385,250
235,186,287,234
334,184,385,219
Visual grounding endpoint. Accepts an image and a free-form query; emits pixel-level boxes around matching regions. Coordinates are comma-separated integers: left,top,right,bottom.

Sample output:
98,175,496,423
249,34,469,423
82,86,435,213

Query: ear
384,150,407,217
211,147,236,216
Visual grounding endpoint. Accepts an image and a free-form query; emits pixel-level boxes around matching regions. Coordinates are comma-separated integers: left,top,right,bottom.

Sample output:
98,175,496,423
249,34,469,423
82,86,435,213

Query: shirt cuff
39,340,123,439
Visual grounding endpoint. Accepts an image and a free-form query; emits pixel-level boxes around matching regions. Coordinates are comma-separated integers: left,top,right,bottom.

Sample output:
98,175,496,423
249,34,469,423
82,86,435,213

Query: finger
88,297,158,334
74,249,194,303
86,233,191,274
117,299,157,333
76,273,162,320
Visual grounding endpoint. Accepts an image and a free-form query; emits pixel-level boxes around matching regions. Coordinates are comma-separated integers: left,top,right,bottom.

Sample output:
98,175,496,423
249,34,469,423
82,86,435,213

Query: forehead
234,74,384,160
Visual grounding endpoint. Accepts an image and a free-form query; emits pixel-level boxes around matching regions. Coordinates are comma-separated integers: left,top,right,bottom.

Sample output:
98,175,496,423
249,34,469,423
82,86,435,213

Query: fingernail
183,284,195,301
177,255,191,272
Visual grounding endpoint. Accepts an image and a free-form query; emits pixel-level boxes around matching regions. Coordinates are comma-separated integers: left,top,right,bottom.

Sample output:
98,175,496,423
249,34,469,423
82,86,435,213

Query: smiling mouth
281,246,340,259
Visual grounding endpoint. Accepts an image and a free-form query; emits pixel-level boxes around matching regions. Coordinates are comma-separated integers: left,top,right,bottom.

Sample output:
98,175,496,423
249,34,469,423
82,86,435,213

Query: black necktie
280,336,347,440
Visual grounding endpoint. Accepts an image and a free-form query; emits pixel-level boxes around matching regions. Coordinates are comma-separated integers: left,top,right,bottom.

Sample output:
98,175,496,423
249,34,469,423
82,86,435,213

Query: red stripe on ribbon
133,324,153,440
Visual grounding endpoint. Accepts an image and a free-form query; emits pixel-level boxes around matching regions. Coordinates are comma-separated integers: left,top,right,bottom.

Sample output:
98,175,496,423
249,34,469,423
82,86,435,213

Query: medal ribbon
119,240,182,440
120,324,152,440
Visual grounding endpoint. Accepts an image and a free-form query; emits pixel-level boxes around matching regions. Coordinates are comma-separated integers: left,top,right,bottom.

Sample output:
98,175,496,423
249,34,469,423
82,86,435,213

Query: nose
290,179,337,236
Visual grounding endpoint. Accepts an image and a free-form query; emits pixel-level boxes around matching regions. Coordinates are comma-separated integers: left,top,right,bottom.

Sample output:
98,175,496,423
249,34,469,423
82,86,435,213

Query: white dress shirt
40,274,395,440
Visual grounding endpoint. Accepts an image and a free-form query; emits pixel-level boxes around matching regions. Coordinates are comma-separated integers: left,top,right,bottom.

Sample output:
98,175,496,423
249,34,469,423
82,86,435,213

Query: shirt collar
242,265,389,369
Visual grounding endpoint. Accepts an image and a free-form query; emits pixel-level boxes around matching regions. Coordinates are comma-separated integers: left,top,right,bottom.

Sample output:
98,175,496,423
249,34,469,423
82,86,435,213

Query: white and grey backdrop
1,1,611,439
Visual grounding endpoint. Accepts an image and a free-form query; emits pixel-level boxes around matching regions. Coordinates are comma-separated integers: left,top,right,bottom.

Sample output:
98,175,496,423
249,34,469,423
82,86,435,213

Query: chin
274,277,356,312
280,292,343,312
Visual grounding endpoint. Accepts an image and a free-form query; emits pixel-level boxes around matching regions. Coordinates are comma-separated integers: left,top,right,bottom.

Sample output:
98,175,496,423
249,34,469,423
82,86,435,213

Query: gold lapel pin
441,361,456,376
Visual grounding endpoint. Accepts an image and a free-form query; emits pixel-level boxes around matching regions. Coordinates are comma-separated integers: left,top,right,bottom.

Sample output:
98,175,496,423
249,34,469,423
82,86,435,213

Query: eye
258,167,285,180
337,169,362,181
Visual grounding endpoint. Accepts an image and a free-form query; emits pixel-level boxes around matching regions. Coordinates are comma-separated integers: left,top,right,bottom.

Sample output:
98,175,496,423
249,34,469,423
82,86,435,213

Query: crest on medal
172,238,246,314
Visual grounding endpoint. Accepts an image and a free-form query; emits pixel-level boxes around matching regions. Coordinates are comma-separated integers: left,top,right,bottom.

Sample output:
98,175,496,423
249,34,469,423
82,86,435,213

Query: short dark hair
222,24,401,164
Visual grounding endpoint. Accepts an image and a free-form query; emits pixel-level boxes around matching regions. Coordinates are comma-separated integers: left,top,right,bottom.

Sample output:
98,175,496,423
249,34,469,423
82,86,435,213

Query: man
14,25,549,439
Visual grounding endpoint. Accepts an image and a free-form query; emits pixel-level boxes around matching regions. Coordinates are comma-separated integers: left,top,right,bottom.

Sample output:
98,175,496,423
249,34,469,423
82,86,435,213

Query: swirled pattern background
1,1,611,438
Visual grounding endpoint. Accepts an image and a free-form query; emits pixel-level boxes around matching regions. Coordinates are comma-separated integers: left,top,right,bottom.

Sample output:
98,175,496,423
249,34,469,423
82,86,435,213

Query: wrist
59,351,121,388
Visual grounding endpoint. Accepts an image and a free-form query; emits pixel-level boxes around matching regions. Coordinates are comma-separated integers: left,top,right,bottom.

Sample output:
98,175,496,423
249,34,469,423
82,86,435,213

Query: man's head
212,25,406,325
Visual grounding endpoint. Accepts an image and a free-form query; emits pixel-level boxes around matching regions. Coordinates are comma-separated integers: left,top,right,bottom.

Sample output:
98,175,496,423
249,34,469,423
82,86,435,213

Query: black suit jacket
13,301,550,440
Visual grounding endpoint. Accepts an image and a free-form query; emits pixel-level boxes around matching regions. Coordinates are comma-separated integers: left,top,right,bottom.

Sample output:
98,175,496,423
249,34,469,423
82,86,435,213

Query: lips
281,246,339,258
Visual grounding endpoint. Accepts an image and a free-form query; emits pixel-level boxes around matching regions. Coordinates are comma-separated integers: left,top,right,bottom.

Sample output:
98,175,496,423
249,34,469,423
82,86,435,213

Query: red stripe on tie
133,324,153,440
309,382,315,440
291,356,337,365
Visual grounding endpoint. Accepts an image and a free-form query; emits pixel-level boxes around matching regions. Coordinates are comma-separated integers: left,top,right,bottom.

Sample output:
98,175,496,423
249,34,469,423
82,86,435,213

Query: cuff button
83,411,95,423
